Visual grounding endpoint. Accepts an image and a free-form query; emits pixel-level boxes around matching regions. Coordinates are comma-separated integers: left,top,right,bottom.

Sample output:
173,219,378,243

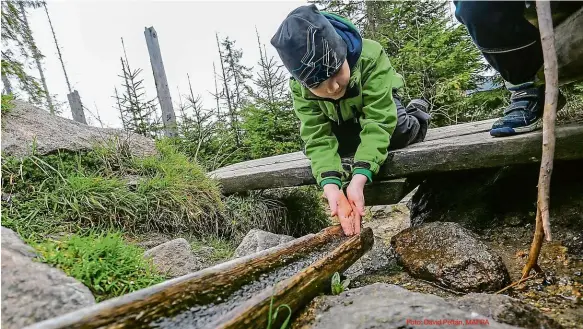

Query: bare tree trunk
2,73,12,94
44,3,72,94
213,62,221,118
521,0,557,280
20,2,54,114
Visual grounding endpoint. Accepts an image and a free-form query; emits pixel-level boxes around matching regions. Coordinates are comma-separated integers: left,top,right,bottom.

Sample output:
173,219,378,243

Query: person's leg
454,1,566,137
388,93,430,151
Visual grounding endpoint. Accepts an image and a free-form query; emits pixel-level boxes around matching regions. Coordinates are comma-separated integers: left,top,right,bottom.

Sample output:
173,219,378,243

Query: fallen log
24,226,345,329
209,227,374,329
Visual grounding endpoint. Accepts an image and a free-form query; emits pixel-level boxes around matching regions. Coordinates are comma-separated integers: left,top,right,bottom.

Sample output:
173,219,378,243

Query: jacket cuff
320,177,342,189
353,168,373,183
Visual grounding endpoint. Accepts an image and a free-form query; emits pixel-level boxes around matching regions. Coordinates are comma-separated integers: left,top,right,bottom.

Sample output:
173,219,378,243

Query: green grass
224,186,330,240
1,139,225,240
191,237,236,263
33,231,166,302
1,94,14,115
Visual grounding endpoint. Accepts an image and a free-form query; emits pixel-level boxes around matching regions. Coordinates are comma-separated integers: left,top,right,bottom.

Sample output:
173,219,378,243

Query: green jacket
290,39,403,188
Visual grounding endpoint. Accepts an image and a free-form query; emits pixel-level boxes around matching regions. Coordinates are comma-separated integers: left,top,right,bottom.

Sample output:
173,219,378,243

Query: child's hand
346,175,367,234
323,184,357,236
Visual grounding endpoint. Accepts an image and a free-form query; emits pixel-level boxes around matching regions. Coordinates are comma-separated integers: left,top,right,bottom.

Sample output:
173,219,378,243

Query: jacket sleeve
291,80,347,188
352,48,399,182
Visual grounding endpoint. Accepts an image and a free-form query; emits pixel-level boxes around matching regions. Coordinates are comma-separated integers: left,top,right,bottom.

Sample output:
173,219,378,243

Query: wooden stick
521,0,559,280
210,227,375,329
24,226,344,329
495,274,537,295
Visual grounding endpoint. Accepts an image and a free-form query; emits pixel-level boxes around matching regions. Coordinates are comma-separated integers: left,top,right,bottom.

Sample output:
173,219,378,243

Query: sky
21,0,309,128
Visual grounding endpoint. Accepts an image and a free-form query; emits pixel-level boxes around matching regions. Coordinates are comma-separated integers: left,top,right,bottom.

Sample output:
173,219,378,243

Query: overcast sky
22,0,308,128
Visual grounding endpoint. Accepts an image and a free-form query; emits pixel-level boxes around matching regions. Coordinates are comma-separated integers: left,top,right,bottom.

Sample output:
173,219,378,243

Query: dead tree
19,2,54,114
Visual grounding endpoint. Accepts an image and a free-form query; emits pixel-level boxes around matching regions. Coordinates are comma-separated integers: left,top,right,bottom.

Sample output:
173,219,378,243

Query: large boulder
299,283,518,329
1,100,156,157
144,238,202,278
391,222,510,292
1,249,95,329
449,293,563,329
1,226,36,258
233,229,294,258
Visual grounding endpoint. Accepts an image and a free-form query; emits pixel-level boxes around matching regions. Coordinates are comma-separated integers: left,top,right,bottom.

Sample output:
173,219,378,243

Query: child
271,4,430,235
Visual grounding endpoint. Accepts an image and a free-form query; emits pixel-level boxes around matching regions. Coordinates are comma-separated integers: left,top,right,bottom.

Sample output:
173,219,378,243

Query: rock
345,207,410,278
391,222,510,292
449,293,563,329
1,249,95,329
301,283,518,329
1,226,36,258
233,229,294,258
144,238,202,277
136,233,171,250
368,205,392,219
1,101,156,157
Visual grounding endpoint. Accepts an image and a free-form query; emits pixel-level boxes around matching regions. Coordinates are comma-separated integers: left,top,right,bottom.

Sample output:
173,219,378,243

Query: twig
521,0,558,280
495,273,538,295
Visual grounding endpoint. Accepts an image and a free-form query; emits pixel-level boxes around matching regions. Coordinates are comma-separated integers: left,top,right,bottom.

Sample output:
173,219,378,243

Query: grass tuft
34,231,165,301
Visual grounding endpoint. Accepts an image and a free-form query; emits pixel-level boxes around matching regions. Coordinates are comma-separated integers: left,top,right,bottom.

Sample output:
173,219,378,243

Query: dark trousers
331,94,427,158
453,1,543,85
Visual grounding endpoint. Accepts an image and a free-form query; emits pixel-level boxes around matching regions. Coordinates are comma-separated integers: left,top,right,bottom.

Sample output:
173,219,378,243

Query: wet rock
345,205,410,278
1,248,95,329
233,229,294,258
1,100,156,157
1,226,36,258
302,283,518,329
391,222,510,292
449,293,563,329
144,238,201,277
368,205,392,219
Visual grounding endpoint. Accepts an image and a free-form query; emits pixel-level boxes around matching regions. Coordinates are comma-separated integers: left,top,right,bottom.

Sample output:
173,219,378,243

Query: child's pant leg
453,1,543,85
388,96,429,151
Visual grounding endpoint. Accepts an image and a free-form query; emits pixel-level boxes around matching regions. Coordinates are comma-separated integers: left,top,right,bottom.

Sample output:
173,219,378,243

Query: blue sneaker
490,84,566,137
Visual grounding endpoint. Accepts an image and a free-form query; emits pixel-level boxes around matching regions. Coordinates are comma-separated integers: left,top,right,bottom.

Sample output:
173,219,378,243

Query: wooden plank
363,178,413,206
210,119,496,176
144,27,177,138
210,227,374,329
211,124,583,194
556,7,583,85
24,226,344,329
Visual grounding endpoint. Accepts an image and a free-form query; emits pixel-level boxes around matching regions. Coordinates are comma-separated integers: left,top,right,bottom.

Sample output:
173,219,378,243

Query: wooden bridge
209,119,583,205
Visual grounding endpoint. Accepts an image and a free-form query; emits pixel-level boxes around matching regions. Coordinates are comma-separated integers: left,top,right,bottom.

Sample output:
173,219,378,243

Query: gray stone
391,222,510,292
305,283,518,329
1,101,156,157
1,226,36,258
345,205,410,278
1,249,95,329
144,238,202,277
233,229,294,258
449,293,563,329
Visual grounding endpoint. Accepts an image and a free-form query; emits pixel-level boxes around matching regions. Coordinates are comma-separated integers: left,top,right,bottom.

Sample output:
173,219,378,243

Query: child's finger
329,199,338,217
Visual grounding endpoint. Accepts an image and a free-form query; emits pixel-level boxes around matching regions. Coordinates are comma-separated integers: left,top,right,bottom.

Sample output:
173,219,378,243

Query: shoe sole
490,119,542,137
